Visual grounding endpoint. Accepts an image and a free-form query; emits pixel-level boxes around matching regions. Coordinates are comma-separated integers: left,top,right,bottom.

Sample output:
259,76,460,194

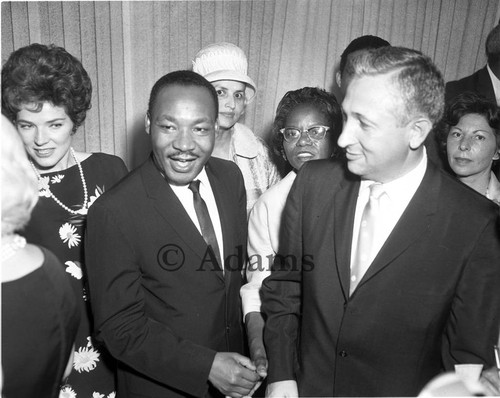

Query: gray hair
344,46,445,127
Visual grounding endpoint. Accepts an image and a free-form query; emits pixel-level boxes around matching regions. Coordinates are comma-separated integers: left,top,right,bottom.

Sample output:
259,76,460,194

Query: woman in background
440,92,500,204
240,87,343,393
2,43,128,398
440,93,500,395
192,42,281,214
1,115,79,398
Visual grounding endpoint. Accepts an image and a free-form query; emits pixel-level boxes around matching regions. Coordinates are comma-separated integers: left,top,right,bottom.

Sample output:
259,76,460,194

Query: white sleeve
240,196,275,318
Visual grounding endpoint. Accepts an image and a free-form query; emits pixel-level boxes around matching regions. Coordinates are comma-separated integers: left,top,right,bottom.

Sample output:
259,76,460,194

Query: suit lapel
356,162,440,290
477,67,496,102
141,157,222,278
206,160,233,285
334,179,360,300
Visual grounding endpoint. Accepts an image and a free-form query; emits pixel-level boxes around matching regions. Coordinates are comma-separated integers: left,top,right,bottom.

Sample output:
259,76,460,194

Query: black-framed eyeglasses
279,125,330,143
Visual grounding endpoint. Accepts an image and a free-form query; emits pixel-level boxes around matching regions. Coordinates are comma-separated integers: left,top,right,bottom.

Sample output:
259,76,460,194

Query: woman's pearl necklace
1,234,27,262
30,147,88,215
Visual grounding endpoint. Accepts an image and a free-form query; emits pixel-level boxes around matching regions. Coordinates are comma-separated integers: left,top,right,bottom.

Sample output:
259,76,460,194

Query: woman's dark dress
2,248,80,398
22,153,127,398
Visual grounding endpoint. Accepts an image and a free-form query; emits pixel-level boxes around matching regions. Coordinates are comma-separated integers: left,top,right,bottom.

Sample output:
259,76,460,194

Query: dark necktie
188,180,223,270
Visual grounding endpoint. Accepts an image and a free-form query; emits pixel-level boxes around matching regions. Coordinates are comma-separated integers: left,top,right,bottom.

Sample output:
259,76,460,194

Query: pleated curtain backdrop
2,0,500,168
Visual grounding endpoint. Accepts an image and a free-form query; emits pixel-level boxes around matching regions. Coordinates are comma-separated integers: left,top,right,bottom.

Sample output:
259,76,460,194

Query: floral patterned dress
22,153,127,398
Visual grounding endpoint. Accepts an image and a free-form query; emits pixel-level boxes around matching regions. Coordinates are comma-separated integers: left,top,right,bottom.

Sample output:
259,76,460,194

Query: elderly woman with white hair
1,115,80,398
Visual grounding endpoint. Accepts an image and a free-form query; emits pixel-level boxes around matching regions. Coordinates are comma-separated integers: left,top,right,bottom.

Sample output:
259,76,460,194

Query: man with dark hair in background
335,35,390,98
446,23,500,105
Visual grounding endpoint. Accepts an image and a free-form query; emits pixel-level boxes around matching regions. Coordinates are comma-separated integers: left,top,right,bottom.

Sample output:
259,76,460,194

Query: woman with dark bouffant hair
2,43,128,397
439,91,500,205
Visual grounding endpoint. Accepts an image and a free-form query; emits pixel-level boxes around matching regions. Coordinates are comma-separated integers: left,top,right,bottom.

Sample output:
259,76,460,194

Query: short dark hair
148,70,218,118
344,46,445,127
2,43,92,132
339,35,390,77
437,91,500,154
272,87,343,160
486,24,500,64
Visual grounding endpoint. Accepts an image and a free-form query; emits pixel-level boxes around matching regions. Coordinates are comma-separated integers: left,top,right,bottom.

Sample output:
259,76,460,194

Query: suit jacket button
339,350,348,357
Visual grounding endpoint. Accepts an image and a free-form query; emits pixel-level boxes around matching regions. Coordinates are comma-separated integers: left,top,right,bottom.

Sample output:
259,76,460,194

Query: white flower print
87,187,103,209
38,176,51,197
59,386,77,398
51,174,65,184
65,261,82,280
73,337,100,373
59,223,81,248
92,393,115,398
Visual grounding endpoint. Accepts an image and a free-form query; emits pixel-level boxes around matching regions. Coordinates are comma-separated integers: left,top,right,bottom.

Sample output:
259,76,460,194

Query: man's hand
265,380,298,398
209,352,261,398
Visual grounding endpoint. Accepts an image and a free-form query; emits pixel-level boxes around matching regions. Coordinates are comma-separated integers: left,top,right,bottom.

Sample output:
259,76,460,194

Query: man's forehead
345,74,399,101
343,74,403,120
154,84,217,117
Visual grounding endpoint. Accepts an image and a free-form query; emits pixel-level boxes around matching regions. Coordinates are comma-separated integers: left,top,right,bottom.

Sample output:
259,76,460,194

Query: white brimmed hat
192,42,257,102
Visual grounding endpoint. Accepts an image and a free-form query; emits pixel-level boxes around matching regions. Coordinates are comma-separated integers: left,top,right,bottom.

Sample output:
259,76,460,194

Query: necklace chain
30,147,88,215
1,234,27,262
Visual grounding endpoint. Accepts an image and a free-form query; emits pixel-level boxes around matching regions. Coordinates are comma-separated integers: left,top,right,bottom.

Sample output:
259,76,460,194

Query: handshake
209,352,267,398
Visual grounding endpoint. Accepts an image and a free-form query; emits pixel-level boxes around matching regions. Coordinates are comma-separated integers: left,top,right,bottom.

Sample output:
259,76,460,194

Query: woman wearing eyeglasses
240,87,343,394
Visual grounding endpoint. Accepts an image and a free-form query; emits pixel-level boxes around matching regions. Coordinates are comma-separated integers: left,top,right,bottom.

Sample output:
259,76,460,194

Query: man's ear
214,119,219,134
408,117,433,150
336,71,342,89
145,113,151,135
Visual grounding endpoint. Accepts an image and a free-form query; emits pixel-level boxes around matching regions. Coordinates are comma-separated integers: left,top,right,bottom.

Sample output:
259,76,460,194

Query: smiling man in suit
85,70,260,398
262,47,500,397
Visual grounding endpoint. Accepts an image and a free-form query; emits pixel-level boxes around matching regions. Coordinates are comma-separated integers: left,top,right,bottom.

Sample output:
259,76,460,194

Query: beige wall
2,0,499,168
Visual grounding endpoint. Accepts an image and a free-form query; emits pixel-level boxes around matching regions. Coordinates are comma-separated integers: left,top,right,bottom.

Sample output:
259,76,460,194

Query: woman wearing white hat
193,42,281,214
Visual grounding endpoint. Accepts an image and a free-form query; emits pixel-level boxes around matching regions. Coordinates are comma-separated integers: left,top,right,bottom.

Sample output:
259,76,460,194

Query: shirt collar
168,167,209,190
487,171,500,200
359,149,428,203
231,123,260,158
486,64,500,105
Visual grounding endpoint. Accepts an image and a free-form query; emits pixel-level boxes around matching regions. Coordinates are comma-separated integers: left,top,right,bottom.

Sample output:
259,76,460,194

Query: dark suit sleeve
261,170,305,383
85,200,216,397
442,214,500,368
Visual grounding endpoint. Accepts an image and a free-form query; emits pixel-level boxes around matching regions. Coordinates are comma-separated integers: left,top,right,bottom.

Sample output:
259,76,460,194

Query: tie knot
188,180,201,194
369,183,385,200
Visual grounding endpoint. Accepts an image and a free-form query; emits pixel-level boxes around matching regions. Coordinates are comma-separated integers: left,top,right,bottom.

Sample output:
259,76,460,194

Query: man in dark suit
445,23,500,105
85,70,260,398
262,47,500,397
